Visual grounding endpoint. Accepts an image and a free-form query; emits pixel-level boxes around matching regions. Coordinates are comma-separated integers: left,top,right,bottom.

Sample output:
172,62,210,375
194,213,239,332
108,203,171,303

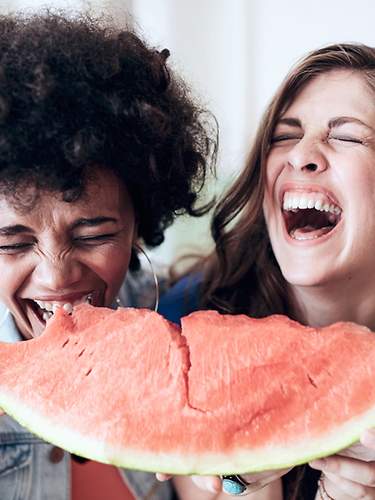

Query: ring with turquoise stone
221,475,251,496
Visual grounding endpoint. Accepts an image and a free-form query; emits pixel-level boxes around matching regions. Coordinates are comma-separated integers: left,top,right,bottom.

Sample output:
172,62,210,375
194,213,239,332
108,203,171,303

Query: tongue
290,225,332,240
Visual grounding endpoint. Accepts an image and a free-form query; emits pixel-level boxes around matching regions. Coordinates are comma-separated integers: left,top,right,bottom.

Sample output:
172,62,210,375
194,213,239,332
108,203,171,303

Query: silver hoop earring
116,245,159,312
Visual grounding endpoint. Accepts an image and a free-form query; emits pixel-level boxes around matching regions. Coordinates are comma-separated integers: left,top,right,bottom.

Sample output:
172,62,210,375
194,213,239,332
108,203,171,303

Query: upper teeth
283,192,341,215
34,293,92,313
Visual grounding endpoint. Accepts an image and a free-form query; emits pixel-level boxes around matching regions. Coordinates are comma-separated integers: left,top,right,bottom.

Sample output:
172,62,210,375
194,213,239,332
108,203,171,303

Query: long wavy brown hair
201,43,375,327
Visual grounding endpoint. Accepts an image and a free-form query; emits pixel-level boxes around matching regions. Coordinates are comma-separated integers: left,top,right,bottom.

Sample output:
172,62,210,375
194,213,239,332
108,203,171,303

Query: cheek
347,170,375,196
262,193,271,223
82,243,133,293
336,160,375,217
101,249,131,285
264,153,281,192
263,159,279,220
0,257,30,305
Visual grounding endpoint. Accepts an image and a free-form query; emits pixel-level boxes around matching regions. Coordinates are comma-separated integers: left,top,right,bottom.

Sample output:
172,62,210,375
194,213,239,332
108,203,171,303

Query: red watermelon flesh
0,304,375,475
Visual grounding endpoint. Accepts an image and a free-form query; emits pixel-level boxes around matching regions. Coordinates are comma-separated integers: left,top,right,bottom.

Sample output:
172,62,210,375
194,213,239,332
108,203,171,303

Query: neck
290,279,375,331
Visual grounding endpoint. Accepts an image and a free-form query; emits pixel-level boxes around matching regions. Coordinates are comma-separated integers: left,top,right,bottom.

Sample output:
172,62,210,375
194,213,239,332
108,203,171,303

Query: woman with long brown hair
159,43,375,499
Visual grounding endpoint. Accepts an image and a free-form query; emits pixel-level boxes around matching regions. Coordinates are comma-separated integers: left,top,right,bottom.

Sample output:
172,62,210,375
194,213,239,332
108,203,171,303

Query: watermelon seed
62,338,69,348
85,368,92,376
307,374,318,388
78,349,86,358
280,384,288,396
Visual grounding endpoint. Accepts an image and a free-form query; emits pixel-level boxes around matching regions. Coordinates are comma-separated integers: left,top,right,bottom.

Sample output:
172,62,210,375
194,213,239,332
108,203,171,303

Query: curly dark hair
0,11,217,256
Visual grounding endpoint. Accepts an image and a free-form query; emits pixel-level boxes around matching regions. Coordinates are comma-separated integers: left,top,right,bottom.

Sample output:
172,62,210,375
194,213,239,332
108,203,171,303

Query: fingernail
222,477,247,495
309,459,325,469
362,428,375,447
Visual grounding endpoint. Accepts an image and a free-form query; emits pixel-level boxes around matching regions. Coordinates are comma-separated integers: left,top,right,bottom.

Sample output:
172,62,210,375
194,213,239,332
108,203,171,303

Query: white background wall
2,0,375,264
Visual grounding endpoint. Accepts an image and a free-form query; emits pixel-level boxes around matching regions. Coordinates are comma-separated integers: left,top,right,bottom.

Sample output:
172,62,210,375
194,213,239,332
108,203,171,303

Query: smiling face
0,169,136,339
263,69,375,289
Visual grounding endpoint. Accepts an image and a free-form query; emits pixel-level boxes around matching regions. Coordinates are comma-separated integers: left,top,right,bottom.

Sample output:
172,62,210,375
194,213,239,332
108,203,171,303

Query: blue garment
158,274,201,324
0,271,174,500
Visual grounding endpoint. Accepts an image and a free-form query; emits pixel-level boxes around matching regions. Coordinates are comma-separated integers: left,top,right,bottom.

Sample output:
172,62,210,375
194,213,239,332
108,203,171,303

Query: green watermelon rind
1,390,374,475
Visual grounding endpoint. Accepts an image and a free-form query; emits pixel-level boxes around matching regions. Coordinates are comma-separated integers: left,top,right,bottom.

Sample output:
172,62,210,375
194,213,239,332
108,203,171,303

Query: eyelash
271,134,364,145
330,136,364,144
0,243,32,253
75,233,116,243
0,234,116,254
271,135,299,143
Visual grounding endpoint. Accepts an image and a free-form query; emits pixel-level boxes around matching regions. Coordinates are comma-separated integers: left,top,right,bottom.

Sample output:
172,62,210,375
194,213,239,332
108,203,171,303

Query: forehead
0,169,133,225
282,69,375,123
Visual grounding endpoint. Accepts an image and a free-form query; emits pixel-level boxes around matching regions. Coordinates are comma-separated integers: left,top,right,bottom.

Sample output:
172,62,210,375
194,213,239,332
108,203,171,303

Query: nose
33,254,84,291
287,137,328,173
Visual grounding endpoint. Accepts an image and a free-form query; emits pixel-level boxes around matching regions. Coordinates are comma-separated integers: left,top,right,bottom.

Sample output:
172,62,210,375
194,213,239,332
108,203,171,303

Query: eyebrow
276,117,301,128
276,116,373,131
328,116,374,131
0,224,32,236
0,216,118,236
70,216,118,230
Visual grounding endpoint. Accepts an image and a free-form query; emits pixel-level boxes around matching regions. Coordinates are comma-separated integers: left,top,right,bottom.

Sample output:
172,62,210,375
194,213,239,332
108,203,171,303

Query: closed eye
0,243,33,254
271,134,302,144
0,234,118,253
330,135,364,144
74,233,116,244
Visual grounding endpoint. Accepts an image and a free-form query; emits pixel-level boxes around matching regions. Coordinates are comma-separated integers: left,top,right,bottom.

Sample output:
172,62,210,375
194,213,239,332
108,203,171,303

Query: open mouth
282,192,342,241
28,293,94,323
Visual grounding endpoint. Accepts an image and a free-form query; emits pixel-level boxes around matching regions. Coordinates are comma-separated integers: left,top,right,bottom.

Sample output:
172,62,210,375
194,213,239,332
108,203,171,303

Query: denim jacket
0,270,175,500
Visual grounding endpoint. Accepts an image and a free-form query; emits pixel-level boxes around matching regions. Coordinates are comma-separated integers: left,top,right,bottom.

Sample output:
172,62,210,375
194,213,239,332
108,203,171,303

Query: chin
280,266,335,289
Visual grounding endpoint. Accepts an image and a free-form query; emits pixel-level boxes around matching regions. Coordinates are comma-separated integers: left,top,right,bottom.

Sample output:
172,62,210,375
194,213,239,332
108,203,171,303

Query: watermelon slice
0,304,375,475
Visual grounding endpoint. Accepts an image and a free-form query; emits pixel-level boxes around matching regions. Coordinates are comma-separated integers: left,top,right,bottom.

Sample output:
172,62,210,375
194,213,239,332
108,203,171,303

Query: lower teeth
290,230,320,241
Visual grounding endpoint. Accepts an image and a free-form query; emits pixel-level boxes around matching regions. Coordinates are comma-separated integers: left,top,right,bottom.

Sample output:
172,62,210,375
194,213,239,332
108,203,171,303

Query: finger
324,471,374,499
191,475,222,493
310,455,375,486
239,468,292,484
361,428,375,449
155,473,172,481
340,441,375,462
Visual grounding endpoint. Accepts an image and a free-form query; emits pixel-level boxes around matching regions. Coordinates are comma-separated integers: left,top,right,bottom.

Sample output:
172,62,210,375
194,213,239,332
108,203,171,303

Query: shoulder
158,273,202,324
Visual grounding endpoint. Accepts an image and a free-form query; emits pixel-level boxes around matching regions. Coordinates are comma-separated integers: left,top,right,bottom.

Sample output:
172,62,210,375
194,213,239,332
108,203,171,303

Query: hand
156,468,291,496
310,429,375,499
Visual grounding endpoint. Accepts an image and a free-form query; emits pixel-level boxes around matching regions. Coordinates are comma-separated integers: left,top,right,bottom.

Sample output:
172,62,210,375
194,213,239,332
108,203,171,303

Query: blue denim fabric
0,413,174,500
0,415,70,500
0,272,175,500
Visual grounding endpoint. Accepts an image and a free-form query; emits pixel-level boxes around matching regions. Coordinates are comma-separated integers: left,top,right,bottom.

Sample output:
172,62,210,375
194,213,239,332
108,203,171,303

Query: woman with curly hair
0,11,216,500
159,43,375,499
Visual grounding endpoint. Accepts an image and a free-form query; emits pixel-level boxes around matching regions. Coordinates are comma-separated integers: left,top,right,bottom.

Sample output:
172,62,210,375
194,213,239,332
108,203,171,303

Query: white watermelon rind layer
1,390,375,475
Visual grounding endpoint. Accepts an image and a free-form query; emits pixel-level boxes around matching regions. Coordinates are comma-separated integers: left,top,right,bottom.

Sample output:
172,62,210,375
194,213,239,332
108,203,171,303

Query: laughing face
263,69,375,288
0,169,136,339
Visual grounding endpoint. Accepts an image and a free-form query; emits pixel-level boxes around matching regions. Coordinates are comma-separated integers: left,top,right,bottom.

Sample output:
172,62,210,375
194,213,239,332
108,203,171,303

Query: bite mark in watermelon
0,304,375,475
